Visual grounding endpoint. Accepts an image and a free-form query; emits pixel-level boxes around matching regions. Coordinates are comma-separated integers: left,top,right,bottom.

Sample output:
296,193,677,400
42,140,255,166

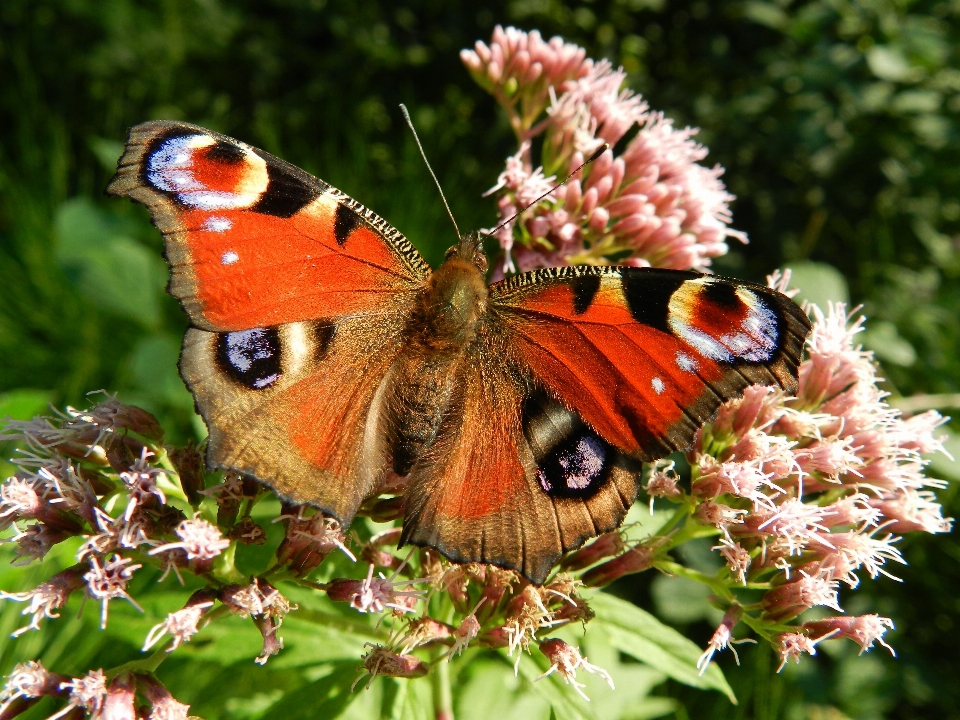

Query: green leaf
588,592,736,703
54,198,166,327
0,388,52,419
783,261,849,309
456,656,551,720
381,677,432,720
256,662,363,719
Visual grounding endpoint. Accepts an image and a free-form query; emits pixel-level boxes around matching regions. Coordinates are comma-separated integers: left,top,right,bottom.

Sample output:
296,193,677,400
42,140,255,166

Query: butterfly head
418,233,489,348
444,231,488,275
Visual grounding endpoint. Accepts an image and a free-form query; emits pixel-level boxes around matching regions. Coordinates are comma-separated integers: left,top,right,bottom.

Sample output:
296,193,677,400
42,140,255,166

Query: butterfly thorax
408,247,488,351
387,242,489,475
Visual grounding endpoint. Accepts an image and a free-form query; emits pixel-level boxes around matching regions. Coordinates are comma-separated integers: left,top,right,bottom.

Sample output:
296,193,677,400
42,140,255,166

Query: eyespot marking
216,328,282,390
146,134,268,210
668,279,781,364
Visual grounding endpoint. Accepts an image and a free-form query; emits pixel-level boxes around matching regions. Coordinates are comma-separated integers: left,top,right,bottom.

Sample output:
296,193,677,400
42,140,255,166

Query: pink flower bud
101,674,135,720
582,542,658,587
605,194,649,218
563,179,582,211
802,614,895,655
560,531,625,571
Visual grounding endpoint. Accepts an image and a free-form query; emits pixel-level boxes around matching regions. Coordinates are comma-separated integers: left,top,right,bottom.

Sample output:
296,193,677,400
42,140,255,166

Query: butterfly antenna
487,143,609,238
400,103,462,240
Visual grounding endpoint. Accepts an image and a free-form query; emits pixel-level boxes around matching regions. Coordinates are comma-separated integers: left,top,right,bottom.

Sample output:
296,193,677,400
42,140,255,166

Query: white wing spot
676,352,698,372
221,251,239,265
203,216,233,233
652,377,665,394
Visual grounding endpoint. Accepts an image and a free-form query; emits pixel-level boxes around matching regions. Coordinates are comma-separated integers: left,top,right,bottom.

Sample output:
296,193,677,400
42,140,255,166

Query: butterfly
107,120,811,584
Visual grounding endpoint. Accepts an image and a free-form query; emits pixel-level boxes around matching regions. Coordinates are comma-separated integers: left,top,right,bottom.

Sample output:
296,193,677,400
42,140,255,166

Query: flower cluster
0,662,189,720
463,25,746,275
663,286,949,672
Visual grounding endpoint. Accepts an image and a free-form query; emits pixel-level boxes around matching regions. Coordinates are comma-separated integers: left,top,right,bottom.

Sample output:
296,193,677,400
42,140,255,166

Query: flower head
84,554,143,628
537,638,614,701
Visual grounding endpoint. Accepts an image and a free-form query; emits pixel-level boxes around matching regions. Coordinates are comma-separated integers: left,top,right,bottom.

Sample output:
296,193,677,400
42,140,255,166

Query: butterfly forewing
107,120,429,332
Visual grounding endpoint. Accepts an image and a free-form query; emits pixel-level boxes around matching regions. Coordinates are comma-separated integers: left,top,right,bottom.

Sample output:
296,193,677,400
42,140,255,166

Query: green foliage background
0,1,958,719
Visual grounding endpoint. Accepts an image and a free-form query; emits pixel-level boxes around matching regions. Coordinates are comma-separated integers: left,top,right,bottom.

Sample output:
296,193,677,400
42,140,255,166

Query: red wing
107,120,429,332
489,266,811,461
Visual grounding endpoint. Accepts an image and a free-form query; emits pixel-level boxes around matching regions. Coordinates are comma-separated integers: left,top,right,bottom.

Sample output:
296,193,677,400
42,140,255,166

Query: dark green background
1,1,958,719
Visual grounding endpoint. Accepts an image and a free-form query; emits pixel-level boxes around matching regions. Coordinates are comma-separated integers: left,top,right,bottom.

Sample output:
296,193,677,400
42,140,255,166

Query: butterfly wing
491,266,810,460
108,121,429,523
399,333,641,584
401,266,810,583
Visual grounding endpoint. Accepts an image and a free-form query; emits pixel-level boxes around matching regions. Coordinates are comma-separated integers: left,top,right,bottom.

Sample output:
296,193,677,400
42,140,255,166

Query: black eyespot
216,328,282,389
535,431,613,498
522,390,615,499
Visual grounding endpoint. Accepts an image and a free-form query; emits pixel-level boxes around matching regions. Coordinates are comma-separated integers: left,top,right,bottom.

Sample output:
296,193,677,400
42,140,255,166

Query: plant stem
431,647,454,720
106,646,171,679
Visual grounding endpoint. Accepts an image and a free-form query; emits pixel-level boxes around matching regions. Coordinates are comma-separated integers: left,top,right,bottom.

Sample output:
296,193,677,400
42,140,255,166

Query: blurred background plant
1,2,958,720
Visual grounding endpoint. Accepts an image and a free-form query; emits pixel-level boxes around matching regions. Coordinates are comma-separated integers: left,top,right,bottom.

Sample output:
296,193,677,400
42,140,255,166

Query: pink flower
326,564,426,615
143,593,215,652
802,614,895,655
537,638,615,701
468,27,746,275
776,632,833,672
49,669,108,720
118,448,168,521
1,567,86,636
697,605,750,674
148,517,231,568
0,661,68,717
84,554,143,628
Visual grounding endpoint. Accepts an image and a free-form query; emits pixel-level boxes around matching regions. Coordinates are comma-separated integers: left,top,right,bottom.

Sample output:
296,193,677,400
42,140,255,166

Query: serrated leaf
381,677,432,720
588,592,735,703
456,656,550,720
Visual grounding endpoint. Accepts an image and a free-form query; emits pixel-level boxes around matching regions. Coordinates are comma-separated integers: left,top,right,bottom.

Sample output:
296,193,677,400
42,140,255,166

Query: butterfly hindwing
399,335,641,584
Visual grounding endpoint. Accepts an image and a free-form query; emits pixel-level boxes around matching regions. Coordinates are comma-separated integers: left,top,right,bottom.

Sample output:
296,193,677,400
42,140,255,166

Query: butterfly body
109,120,811,583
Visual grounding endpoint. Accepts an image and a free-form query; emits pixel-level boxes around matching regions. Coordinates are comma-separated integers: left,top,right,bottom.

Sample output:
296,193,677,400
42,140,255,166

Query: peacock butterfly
107,120,811,584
